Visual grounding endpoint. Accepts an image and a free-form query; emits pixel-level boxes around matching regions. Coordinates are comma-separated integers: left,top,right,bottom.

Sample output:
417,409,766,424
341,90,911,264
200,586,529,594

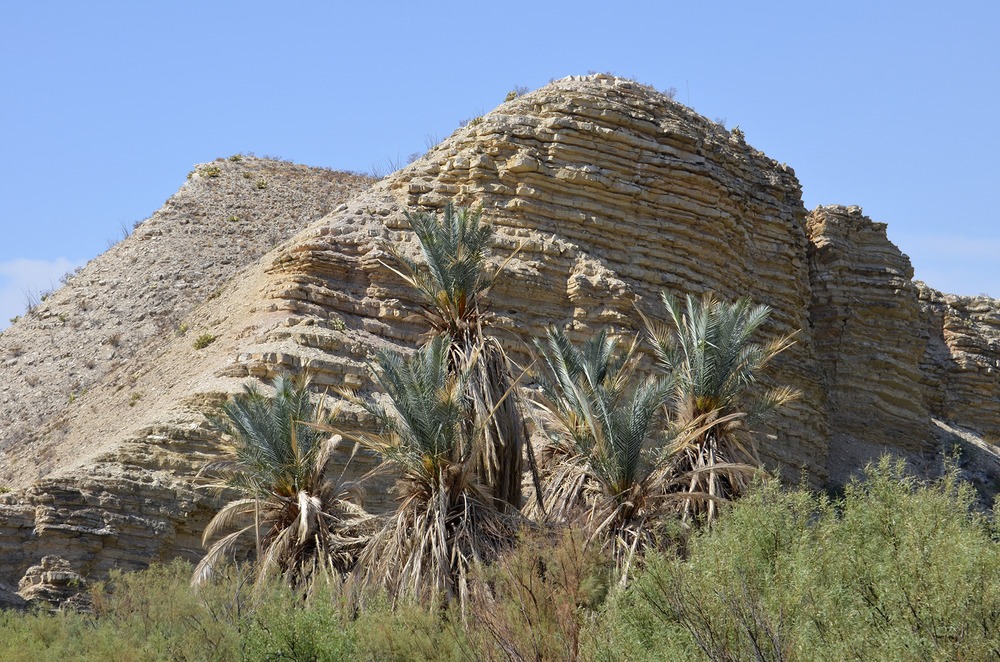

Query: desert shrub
200,166,222,178
352,595,468,662
240,579,357,661
467,527,610,662
0,560,239,662
603,457,1000,661
193,334,216,349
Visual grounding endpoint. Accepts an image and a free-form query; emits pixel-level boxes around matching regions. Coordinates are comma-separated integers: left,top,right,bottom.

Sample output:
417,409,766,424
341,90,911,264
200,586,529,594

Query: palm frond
386,201,529,511
528,326,677,573
642,292,798,524
194,372,373,590
330,336,521,607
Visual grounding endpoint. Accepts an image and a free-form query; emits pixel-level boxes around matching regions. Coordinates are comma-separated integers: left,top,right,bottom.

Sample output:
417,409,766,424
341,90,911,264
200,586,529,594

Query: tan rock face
0,74,997,605
918,285,1000,441
0,158,374,488
806,205,933,481
262,75,829,484
17,555,87,607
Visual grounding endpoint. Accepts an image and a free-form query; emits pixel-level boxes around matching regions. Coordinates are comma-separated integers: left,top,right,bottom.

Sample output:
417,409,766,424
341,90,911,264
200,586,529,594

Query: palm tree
337,335,519,606
385,202,528,511
529,326,686,575
193,373,371,589
643,292,797,523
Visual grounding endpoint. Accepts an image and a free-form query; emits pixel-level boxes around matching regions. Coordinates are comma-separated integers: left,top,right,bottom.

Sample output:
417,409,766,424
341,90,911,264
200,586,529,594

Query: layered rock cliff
2,74,999,606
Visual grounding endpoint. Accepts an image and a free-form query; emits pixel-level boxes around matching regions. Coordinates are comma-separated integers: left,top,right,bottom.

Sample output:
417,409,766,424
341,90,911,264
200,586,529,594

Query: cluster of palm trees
194,201,796,605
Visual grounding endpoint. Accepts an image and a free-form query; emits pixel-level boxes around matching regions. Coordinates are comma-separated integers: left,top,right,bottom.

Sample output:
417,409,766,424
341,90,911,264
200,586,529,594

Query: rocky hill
2,74,1000,607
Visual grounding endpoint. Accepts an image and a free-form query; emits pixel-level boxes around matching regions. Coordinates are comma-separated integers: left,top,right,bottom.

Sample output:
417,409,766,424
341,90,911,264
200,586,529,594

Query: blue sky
2,1,997,329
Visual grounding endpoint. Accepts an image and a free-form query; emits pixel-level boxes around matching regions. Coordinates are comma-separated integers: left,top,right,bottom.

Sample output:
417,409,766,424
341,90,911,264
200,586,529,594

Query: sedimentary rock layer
2,74,999,605
807,206,932,461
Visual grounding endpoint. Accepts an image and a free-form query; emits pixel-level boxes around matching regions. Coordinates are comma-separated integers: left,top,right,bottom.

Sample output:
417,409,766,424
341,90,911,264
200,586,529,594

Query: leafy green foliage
8,463,1000,660
468,527,610,661
607,458,1000,661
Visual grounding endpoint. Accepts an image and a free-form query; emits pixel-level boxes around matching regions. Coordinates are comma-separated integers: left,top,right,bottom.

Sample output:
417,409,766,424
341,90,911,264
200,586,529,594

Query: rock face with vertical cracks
0,74,998,605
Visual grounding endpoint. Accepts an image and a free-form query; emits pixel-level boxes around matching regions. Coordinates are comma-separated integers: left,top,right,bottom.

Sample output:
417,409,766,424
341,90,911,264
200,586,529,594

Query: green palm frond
386,201,528,511
643,292,798,524
333,336,519,607
194,373,372,590
385,202,502,338
529,326,676,573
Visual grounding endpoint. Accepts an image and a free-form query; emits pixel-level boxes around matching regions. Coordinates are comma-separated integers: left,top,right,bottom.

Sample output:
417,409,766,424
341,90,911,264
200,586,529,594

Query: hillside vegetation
2,460,997,661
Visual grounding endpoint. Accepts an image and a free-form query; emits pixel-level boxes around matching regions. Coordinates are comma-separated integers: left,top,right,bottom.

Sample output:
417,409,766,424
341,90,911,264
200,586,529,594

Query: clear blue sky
2,1,997,329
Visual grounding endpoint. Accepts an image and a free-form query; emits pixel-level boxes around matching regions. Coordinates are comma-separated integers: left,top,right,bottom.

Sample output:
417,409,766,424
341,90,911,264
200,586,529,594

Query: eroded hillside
0,158,374,486
3,74,1000,607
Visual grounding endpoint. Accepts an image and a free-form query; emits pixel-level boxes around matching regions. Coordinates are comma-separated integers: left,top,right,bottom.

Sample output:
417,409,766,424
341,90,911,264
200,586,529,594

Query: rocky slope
2,74,999,606
0,158,374,486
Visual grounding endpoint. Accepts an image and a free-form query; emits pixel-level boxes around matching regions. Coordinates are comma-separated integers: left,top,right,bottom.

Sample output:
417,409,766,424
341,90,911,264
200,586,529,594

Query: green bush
193,334,216,350
200,166,222,178
240,580,357,661
0,560,239,662
7,460,1000,661
603,457,1000,661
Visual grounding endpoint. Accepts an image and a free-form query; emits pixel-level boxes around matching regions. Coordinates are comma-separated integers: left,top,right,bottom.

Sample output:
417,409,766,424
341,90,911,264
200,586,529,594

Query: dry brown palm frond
454,334,528,511
352,474,520,607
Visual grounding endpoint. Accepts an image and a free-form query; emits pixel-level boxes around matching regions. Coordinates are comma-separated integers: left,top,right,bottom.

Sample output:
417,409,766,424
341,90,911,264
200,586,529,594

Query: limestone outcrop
806,206,933,480
0,158,374,487
1,74,998,607
918,285,1000,441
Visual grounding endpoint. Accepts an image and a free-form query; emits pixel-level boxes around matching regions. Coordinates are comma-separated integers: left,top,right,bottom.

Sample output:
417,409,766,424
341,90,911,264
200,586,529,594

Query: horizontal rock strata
806,205,933,478
919,285,1000,441
1,74,999,606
